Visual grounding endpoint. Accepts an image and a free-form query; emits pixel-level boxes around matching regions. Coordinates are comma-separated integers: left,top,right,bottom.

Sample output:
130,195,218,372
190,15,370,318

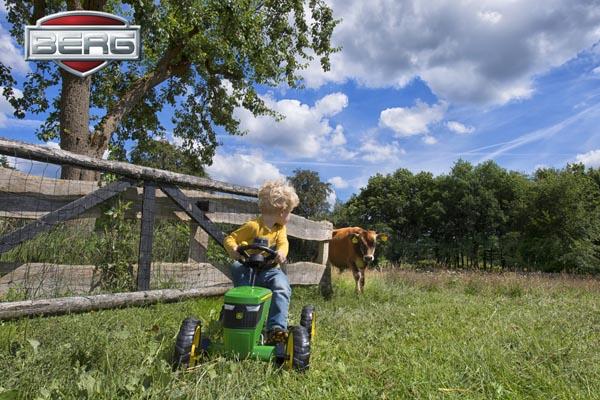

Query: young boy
223,179,300,343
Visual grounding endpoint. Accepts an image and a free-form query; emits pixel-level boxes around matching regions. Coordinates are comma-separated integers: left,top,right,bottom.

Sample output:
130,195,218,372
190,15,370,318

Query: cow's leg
359,269,365,294
351,267,361,294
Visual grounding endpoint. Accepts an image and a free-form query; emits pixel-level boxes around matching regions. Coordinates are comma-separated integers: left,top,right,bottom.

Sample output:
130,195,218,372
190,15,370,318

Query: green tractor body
218,286,274,361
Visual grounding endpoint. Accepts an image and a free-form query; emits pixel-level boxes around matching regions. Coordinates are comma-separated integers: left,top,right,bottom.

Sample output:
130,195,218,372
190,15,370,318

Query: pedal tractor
173,239,316,372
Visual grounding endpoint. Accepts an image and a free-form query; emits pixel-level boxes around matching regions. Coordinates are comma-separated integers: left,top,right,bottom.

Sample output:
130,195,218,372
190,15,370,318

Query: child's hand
228,246,243,261
274,251,286,264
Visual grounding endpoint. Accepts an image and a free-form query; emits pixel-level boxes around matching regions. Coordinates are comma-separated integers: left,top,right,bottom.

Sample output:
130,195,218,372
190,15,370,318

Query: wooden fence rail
0,138,257,196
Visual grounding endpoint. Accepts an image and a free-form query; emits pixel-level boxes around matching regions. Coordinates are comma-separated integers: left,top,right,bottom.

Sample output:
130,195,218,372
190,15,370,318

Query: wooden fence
0,138,333,319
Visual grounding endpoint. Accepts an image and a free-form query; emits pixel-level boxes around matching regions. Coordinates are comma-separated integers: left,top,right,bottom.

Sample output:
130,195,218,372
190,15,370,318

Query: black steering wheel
237,243,278,269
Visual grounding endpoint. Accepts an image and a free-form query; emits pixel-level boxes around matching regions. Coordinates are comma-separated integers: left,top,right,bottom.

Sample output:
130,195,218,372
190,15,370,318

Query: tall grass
0,270,598,399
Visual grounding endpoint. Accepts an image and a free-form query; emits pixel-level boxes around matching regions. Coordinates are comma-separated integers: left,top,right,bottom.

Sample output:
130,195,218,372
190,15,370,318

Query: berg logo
24,11,141,77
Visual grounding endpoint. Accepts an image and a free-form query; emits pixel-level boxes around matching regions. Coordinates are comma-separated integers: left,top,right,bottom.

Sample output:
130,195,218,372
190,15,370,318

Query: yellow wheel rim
284,331,294,370
311,313,316,341
188,325,201,369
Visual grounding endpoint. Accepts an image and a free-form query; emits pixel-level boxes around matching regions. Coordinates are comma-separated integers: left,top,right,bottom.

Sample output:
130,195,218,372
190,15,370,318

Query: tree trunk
59,67,103,181
483,248,487,269
58,0,109,181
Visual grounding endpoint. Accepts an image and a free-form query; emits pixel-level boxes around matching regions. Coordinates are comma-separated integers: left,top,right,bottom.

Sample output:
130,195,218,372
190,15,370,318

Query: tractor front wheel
173,317,202,370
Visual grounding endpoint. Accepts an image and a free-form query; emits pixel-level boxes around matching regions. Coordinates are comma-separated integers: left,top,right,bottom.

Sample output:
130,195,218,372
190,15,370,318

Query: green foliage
93,198,138,292
0,218,101,266
129,139,207,177
0,272,599,398
0,155,11,169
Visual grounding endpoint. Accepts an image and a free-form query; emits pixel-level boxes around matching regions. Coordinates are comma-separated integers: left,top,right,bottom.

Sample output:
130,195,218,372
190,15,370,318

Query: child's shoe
266,327,288,344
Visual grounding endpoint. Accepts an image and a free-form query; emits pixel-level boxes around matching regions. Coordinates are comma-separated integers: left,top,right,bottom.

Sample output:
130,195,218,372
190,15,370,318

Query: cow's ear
378,233,389,242
351,233,359,244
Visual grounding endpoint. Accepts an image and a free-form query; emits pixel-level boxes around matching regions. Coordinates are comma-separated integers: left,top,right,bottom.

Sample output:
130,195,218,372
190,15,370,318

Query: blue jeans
229,261,291,331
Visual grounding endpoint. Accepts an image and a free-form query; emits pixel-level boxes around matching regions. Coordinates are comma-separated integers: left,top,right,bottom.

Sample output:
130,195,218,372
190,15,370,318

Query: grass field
0,270,599,399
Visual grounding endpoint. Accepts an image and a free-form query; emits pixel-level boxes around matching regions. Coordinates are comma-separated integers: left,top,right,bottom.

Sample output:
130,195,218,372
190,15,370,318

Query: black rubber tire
300,305,316,341
286,325,311,372
172,317,201,370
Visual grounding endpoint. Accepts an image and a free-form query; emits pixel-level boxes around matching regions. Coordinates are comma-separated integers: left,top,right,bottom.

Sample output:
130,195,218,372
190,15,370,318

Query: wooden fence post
317,241,332,299
137,183,156,291
316,240,329,265
188,223,209,263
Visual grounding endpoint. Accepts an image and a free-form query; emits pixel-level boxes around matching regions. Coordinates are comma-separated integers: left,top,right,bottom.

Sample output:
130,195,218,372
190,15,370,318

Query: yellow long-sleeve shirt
223,216,289,260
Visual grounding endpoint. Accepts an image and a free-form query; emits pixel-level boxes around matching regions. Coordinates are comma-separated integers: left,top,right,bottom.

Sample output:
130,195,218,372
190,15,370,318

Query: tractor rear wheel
173,317,201,370
283,325,311,372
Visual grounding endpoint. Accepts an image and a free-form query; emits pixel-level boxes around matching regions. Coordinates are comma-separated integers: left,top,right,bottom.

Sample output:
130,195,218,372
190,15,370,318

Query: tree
288,169,333,219
521,164,600,272
286,169,332,263
2,0,339,180
128,139,206,177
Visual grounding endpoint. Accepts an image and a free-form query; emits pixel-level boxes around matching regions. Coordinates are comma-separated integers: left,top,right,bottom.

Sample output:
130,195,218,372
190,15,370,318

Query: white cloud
330,124,346,146
0,25,30,75
326,190,337,210
328,176,349,189
447,121,475,134
349,175,371,191
315,92,348,117
423,136,438,145
301,0,600,105
330,147,358,161
359,138,405,163
478,10,503,24
206,151,284,188
234,92,349,157
379,100,447,137
575,149,600,168
44,141,60,149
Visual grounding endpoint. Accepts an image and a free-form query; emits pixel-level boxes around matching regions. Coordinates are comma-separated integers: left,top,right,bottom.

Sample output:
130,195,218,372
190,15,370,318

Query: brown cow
327,227,388,294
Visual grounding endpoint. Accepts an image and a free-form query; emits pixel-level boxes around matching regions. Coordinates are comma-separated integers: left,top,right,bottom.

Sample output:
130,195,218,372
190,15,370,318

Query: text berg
29,30,137,58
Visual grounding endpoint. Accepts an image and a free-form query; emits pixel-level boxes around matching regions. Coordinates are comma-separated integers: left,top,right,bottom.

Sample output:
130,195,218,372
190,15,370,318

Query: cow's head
350,229,388,265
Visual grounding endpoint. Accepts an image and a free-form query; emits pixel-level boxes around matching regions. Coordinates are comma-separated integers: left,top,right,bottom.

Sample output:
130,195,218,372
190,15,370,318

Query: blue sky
2,0,600,205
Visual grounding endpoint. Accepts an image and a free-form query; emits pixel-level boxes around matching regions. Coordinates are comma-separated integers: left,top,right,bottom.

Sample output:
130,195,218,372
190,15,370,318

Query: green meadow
0,270,598,400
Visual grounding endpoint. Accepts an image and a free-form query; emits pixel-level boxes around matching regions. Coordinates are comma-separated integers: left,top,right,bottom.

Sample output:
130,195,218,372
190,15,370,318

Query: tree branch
90,48,191,150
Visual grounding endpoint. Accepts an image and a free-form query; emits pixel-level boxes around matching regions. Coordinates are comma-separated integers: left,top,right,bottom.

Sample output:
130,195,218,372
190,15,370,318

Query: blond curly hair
258,179,299,214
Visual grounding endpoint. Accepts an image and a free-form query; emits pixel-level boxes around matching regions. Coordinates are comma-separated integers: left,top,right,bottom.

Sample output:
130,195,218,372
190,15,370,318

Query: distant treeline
329,160,600,273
